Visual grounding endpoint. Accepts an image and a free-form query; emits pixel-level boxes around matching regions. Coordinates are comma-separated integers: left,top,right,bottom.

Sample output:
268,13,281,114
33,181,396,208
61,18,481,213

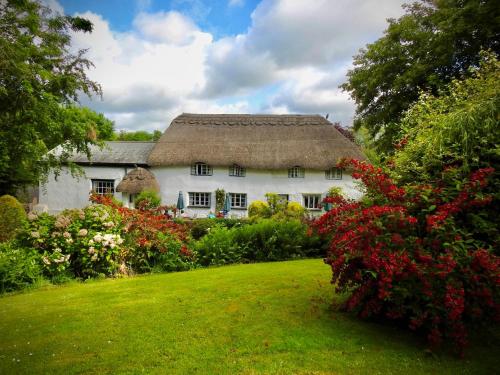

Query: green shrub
248,200,270,218
0,195,27,242
192,219,326,266
19,205,125,279
234,219,323,261
0,242,42,293
135,190,161,209
193,226,242,266
189,218,249,240
127,231,195,273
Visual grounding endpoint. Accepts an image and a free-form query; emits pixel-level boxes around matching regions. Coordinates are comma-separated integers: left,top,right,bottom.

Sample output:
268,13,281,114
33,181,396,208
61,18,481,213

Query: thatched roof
148,113,364,170
116,167,160,194
53,142,156,166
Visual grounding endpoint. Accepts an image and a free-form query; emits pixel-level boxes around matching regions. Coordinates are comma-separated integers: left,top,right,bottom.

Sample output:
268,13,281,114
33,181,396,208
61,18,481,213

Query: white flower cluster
103,221,115,228
78,229,88,237
27,212,38,221
42,248,70,265
87,233,123,262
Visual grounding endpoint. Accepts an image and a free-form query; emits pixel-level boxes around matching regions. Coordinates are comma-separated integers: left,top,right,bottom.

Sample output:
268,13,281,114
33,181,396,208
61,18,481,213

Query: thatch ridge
116,167,160,194
147,113,365,170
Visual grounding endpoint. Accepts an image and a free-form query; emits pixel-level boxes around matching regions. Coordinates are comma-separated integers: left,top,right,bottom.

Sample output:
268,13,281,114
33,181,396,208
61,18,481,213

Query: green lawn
0,259,497,374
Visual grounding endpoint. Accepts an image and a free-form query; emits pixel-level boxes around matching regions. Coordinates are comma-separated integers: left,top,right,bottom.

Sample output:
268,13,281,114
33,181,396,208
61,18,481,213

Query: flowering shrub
314,159,499,355
90,194,194,273
20,204,125,278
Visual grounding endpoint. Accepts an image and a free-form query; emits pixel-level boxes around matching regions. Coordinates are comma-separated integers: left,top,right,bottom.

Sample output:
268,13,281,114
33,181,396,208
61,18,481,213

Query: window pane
229,193,247,208
189,192,210,207
92,180,114,195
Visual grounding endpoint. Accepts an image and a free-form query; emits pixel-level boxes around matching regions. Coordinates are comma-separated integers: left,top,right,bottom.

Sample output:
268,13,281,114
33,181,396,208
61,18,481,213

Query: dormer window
191,162,212,176
325,167,342,180
288,166,304,178
229,164,246,177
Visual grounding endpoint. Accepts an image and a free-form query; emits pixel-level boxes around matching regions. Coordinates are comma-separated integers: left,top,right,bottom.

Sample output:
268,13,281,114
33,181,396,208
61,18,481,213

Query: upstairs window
229,164,246,177
188,192,211,207
191,162,212,176
325,167,342,180
303,194,321,210
288,166,304,178
92,179,115,195
230,193,247,209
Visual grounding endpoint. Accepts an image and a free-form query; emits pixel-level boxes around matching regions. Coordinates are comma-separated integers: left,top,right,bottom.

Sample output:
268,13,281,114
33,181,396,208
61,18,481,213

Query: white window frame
191,162,212,176
188,192,211,208
230,193,247,209
91,179,115,195
325,167,343,180
229,164,246,177
303,194,321,210
288,166,304,178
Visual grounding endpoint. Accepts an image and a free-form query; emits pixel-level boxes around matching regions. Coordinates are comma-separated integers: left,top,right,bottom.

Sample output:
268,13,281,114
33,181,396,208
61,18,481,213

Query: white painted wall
40,165,363,216
39,166,129,214
152,166,363,218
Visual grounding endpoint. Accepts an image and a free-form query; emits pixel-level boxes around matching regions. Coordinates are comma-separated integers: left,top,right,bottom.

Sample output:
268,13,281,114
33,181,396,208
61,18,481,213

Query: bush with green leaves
0,195,26,242
0,242,42,293
189,217,248,240
391,52,500,184
234,219,323,261
19,204,125,279
135,190,161,210
193,219,326,266
193,226,241,266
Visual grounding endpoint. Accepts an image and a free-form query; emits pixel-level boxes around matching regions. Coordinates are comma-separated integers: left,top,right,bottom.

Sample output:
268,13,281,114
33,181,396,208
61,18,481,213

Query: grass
0,259,497,374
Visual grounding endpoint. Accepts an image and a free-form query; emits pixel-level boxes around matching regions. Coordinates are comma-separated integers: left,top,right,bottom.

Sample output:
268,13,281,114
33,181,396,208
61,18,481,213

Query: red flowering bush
90,194,195,273
315,159,499,355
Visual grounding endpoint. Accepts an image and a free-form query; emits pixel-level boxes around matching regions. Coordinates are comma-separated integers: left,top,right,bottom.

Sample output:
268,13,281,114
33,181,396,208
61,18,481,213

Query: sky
50,0,409,132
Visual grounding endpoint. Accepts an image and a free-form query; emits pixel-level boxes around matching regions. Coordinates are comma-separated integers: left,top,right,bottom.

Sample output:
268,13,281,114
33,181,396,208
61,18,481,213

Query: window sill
230,207,247,210
187,206,211,209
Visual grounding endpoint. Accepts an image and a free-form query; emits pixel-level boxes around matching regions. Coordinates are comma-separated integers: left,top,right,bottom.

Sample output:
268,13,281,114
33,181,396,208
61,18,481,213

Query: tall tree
112,130,162,142
0,0,107,194
342,0,500,154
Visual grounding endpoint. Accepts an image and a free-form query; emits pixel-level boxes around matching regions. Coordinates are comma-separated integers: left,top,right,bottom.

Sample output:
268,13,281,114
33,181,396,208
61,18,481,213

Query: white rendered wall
152,166,363,218
39,166,129,214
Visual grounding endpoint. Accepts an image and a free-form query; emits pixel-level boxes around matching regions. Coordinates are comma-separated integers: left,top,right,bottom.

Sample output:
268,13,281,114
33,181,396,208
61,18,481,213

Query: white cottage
40,113,365,216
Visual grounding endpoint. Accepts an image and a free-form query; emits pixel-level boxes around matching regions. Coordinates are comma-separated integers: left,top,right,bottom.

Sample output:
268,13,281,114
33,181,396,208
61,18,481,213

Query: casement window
188,192,211,208
325,167,343,180
277,194,289,202
303,194,321,210
91,179,115,195
288,166,304,178
229,164,246,177
230,193,247,209
191,162,212,176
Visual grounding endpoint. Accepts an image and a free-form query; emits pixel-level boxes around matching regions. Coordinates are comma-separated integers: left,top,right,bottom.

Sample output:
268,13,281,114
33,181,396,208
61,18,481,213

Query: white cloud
70,11,213,130
133,11,201,45
64,0,408,130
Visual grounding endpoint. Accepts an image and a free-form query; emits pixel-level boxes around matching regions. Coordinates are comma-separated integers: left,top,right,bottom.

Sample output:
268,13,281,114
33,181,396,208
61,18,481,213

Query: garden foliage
195,219,325,266
315,159,499,354
0,242,42,293
134,190,161,210
0,195,26,242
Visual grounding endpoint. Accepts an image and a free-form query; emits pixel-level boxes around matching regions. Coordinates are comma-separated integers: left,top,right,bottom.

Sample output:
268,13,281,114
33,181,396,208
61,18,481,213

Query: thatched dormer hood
147,114,364,170
116,167,160,194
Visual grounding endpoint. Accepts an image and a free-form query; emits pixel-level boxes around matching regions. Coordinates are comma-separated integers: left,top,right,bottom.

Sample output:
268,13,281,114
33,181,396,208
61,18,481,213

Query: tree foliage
0,0,107,194
391,53,500,184
111,130,162,142
342,0,500,154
